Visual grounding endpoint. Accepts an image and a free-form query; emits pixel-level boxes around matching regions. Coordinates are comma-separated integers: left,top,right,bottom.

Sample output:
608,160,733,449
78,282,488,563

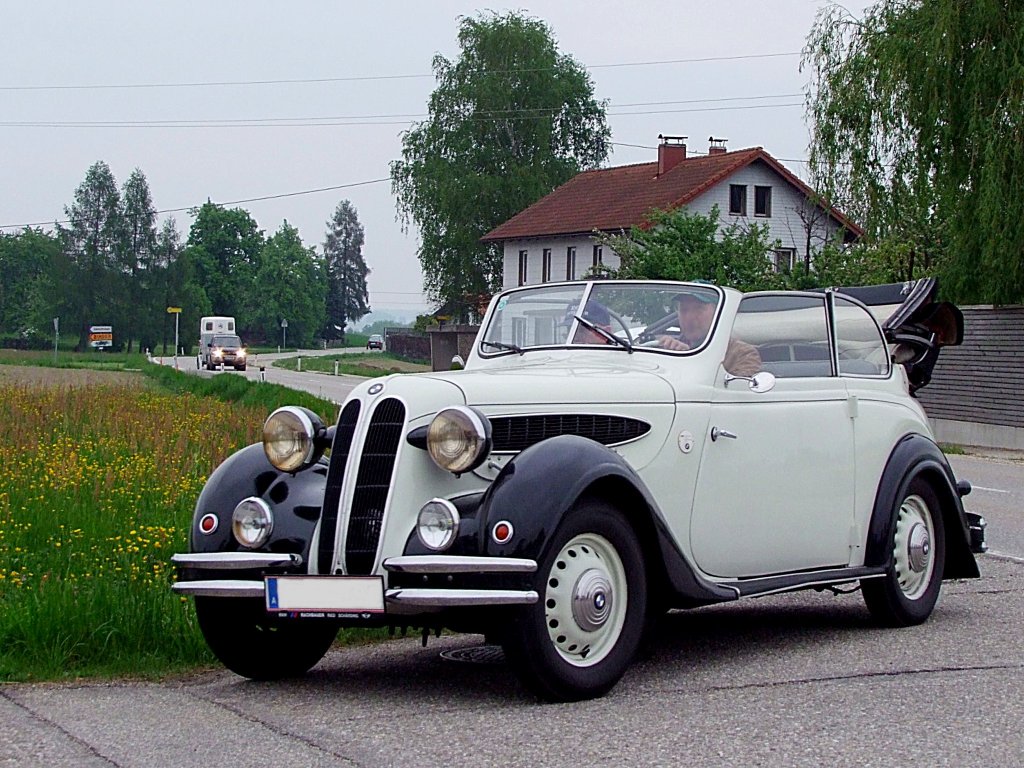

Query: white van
199,316,237,370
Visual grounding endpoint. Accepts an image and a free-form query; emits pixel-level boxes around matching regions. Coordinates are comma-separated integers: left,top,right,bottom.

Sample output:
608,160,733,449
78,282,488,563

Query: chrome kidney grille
317,399,361,574
343,397,406,575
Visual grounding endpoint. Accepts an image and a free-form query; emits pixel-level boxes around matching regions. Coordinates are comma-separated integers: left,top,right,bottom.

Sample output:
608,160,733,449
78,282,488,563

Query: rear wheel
502,501,646,701
863,478,946,626
194,597,337,679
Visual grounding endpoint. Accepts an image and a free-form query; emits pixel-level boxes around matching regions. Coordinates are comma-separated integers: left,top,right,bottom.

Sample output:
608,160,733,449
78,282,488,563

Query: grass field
0,355,385,682
273,351,430,377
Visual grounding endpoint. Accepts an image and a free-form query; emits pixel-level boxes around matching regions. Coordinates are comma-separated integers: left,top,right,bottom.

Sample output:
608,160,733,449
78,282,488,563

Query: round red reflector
492,521,513,544
199,513,219,535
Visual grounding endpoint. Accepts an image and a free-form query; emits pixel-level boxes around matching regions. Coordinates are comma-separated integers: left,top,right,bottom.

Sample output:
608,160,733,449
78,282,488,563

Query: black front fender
866,434,979,579
189,443,327,563
478,435,736,606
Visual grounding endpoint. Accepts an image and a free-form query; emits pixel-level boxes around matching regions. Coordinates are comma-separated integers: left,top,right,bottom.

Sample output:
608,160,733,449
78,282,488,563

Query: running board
725,566,886,598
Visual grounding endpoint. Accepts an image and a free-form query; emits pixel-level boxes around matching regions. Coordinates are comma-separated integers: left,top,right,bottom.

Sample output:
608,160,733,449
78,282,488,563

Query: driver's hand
657,335,691,351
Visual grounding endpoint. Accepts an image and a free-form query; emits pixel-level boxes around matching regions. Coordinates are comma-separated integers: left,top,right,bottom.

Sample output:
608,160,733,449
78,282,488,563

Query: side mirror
724,370,776,393
450,354,465,370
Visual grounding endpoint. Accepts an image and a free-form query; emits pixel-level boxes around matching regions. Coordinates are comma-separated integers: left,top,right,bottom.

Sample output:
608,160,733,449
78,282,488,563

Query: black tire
502,500,647,701
236,364,246,371
862,477,946,626
194,597,337,679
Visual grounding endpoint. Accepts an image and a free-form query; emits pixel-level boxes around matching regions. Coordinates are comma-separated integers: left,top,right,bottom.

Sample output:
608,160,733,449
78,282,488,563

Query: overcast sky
2,1,870,315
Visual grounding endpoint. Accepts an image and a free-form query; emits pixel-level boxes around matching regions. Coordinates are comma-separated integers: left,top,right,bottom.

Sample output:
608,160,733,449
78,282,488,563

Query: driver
658,291,762,376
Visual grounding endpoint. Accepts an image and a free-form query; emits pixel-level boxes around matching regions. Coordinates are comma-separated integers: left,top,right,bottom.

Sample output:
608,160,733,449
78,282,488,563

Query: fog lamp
231,497,273,549
416,498,460,551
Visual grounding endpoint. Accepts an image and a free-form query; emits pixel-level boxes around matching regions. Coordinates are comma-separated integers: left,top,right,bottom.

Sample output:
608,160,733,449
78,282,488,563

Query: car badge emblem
368,382,384,395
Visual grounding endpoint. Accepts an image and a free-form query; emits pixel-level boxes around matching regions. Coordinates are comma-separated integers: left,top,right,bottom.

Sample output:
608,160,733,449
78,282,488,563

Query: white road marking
986,551,1024,565
971,485,1009,494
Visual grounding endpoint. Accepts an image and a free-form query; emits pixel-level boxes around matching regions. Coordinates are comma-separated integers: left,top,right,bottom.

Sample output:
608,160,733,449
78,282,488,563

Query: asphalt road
2,356,1019,766
2,555,1020,767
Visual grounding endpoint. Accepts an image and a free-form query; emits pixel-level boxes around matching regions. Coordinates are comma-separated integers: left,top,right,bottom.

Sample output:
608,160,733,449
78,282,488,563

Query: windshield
212,335,242,347
479,282,723,355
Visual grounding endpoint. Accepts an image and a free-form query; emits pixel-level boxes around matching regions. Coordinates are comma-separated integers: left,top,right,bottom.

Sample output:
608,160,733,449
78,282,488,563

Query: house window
773,248,796,273
518,250,528,286
755,186,772,217
729,184,747,215
592,245,603,268
566,246,576,280
542,248,552,282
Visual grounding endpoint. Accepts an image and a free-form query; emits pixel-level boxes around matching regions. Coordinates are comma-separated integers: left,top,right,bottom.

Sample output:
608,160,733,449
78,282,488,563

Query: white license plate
265,576,385,614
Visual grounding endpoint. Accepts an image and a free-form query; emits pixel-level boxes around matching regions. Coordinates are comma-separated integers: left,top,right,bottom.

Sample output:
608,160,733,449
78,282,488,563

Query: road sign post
167,307,182,369
281,318,288,352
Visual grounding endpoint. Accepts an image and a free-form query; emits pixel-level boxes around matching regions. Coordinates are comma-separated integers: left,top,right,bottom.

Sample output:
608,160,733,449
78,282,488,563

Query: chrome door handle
711,426,738,441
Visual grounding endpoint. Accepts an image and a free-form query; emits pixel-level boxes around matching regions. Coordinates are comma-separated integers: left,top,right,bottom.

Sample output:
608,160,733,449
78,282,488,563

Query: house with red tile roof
481,136,862,290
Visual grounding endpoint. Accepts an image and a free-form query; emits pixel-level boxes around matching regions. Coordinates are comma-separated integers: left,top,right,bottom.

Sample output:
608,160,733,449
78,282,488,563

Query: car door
689,294,856,578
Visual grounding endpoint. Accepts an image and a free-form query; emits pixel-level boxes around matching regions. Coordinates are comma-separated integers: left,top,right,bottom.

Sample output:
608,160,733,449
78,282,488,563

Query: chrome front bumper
170,553,539,607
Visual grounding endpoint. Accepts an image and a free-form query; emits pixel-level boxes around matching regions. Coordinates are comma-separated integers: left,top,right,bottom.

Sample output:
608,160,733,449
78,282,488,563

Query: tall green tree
0,228,60,340
392,11,610,318
56,161,123,349
251,222,326,347
322,200,370,341
153,218,209,356
118,169,158,352
804,1,1024,303
184,202,264,318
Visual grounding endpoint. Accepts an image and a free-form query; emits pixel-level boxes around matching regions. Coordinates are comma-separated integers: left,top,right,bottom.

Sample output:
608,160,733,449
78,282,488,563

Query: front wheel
502,501,647,701
194,597,337,679
862,478,946,626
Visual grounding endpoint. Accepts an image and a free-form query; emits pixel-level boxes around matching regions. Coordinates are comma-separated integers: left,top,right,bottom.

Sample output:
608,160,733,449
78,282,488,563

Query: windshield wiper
574,315,633,353
480,340,524,355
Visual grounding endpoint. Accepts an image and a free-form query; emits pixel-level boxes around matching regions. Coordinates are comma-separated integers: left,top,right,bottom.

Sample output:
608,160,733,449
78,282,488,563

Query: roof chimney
708,136,728,155
657,134,687,175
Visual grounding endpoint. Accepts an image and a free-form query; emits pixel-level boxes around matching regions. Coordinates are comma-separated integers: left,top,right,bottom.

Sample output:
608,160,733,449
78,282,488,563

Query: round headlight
426,406,491,475
262,406,323,472
231,497,273,549
416,498,460,551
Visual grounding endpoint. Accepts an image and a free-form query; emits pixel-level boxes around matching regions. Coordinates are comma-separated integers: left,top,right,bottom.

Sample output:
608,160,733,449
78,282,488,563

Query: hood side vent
489,414,650,453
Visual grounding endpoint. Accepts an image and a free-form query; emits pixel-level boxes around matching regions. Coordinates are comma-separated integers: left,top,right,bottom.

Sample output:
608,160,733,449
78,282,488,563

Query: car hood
421,361,676,406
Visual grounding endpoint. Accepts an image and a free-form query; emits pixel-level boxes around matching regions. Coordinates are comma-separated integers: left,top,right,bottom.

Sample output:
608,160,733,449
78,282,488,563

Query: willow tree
804,1,1024,303
391,11,610,319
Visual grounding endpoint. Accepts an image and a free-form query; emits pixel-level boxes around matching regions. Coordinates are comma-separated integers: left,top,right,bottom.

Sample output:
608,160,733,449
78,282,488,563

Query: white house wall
688,161,842,260
499,160,845,290
502,235,623,289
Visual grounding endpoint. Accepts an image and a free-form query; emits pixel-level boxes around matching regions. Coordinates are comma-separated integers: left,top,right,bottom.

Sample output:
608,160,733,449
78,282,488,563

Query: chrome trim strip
385,588,538,606
171,552,302,569
383,555,537,574
171,580,264,598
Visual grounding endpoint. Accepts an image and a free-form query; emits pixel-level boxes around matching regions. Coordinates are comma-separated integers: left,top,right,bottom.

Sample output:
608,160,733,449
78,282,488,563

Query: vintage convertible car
171,279,986,701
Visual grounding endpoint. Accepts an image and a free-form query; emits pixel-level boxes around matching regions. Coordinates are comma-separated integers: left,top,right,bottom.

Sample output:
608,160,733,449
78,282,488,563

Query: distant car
172,278,985,701
366,334,384,350
205,334,247,371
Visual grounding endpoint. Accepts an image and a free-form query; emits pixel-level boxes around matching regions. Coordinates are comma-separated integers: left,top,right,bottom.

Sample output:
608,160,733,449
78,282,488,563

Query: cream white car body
172,279,982,701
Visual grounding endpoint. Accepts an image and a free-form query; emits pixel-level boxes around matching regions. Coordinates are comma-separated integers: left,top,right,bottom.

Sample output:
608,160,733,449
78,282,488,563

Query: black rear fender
866,434,979,579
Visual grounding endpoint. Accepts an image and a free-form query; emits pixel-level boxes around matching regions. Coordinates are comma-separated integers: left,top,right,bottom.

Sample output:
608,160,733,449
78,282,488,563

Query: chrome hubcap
907,522,931,572
571,568,613,632
544,533,627,668
893,495,936,600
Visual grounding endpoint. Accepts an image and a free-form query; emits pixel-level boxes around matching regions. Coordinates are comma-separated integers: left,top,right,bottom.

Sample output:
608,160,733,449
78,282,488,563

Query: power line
0,101,805,130
0,52,800,92
0,177,392,231
0,93,806,129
